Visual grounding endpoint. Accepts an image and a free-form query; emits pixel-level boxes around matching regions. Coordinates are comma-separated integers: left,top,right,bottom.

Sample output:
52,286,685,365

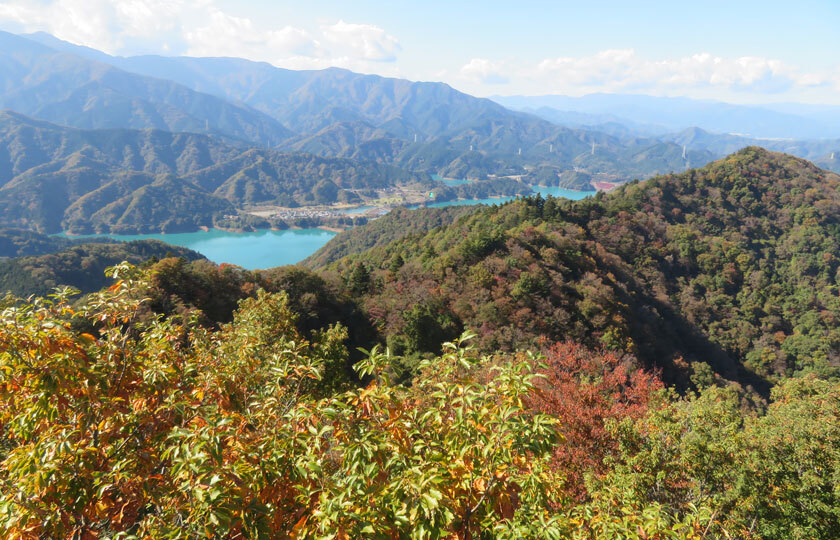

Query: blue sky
2,0,839,103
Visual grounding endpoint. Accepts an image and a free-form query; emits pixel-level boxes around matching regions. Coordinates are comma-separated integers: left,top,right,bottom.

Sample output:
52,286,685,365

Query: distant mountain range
6,31,720,182
0,31,292,147
492,93,840,140
661,127,840,172
2,30,839,236
493,95,840,173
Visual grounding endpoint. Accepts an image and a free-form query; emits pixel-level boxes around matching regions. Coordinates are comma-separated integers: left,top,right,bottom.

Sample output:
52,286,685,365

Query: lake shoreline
57,185,600,238
53,228,339,270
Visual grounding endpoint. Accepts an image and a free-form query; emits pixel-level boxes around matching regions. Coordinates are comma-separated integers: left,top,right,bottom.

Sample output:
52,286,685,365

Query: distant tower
682,145,687,159
518,148,522,156
205,119,209,131
470,144,473,151
832,152,836,160
591,141,596,155
414,133,418,143
550,144,553,153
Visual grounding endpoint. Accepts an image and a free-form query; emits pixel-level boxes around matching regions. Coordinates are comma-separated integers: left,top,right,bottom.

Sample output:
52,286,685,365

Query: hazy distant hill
661,127,840,173
0,31,293,146
493,93,840,140
18,32,716,182
21,33,522,139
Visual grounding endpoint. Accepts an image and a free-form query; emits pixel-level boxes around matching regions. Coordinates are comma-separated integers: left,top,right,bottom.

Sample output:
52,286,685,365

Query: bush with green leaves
0,264,564,538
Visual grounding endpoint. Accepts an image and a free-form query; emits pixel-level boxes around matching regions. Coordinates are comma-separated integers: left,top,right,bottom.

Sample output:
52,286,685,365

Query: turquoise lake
57,187,594,269
57,229,337,270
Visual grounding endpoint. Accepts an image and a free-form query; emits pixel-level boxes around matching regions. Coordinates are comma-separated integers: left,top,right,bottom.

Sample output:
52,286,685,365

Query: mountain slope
303,206,479,268
0,240,204,297
0,227,115,258
0,112,431,233
324,148,840,389
16,34,717,182
0,31,293,146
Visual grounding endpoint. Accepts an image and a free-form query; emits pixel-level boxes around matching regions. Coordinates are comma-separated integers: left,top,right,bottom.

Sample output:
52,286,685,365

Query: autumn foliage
2,264,840,538
0,264,563,538
529,342,664,499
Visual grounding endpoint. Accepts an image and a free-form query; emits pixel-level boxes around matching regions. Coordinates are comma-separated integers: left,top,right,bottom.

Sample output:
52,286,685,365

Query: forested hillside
0,240,203,297
1,149,839,537
2,13,839,540
0,112,431,233
322,148,840,389
2,259,838,538
304,206,479,267
0,227,111,258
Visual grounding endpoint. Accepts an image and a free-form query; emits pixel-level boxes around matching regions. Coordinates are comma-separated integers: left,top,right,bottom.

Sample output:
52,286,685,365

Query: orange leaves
472,477,487,494
107,279,124,293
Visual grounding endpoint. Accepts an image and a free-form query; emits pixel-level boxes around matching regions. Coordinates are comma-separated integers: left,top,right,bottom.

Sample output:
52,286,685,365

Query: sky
1,0,839,104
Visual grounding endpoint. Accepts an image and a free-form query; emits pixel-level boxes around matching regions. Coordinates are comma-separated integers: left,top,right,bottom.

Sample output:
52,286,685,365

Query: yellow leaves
0,277,569,539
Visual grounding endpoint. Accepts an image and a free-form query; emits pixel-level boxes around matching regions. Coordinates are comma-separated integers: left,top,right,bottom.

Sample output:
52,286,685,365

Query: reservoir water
56,228,337,270
57,186,594,269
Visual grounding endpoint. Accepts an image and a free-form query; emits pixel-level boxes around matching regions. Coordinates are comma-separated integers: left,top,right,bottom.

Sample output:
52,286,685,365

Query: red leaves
529,341,663,500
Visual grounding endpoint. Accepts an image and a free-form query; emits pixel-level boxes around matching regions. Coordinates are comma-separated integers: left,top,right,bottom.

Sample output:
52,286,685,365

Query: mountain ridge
0,31,294,147
0,111,432,233
317,148,840,389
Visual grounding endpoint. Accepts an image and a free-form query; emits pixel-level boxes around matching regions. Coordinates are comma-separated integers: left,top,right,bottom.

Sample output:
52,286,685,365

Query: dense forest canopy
318,148,840,391
0,240,204,297
1,262,838,538
1,136,840,537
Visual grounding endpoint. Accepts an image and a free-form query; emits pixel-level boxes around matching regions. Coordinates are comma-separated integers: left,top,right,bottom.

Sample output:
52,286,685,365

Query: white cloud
0,0,402,73
183,9,325,61
460,58,509,85
459,49,839,101
321,20,400,62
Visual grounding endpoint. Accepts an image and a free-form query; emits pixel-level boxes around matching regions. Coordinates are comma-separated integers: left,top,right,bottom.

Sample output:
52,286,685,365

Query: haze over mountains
1,28,839,237
0,31,292,146
494,93,840,140
0,32,716,170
